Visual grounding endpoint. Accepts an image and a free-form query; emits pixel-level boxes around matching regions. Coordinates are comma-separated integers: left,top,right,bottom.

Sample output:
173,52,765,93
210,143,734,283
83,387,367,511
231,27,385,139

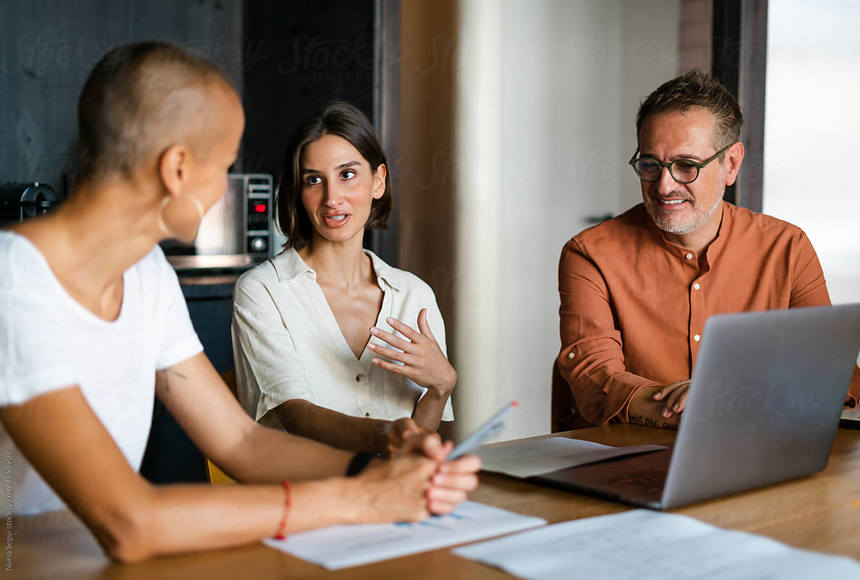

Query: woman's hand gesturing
367,308,457,395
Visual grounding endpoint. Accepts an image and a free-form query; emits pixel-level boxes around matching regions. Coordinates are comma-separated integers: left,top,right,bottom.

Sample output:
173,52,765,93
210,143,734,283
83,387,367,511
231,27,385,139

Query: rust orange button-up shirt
558,201,860,425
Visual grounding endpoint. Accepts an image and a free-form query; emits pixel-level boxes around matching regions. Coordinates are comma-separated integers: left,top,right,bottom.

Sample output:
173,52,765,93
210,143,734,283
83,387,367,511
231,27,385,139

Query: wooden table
11,425,860,579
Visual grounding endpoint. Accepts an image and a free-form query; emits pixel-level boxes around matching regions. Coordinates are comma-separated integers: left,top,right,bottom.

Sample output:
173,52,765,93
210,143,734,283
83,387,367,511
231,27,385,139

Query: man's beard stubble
645,190,724,235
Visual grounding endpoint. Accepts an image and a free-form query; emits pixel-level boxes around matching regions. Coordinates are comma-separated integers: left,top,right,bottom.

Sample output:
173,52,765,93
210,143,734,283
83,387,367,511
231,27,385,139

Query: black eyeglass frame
628,143,734,184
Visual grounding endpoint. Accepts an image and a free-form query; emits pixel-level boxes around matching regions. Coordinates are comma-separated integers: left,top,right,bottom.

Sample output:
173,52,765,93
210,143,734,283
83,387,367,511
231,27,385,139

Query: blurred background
1,0,857,480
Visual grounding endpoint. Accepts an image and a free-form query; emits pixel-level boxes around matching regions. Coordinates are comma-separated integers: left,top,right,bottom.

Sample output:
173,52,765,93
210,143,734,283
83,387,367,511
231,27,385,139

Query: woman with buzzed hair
0,41,479,563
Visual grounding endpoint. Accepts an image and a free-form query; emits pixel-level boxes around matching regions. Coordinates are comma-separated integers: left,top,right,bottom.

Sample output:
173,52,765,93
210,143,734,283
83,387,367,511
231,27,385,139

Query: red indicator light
254,204,267,214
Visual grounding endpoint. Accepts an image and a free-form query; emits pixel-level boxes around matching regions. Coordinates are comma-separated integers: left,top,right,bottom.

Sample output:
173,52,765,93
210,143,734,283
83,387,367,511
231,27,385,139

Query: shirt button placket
355,369,371,417
690,277,704,360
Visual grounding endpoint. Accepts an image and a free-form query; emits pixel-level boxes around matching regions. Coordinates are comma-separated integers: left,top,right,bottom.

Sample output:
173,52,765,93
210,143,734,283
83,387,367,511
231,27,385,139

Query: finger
427,500,459,515
370,327,412,351
386,317,421,342
426,486,468,504
662,387,683,412
666,385,690,413
394,417,422,436
372,357,422,382
438,454,482,474
367,343,411,364
432,472,479,491
441,440,454,457
417,432,446,462
400,429,428,452
653,380,688,401
674,390,689,413
384,454,437,480
417,309,438,342
390,419,422,446
394,432,426,456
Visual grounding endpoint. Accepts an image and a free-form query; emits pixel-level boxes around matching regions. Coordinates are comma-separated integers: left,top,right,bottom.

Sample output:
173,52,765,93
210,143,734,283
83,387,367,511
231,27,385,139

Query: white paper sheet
453,509,860,579
263,500,546,570
476,437,666,478
841,405,860,422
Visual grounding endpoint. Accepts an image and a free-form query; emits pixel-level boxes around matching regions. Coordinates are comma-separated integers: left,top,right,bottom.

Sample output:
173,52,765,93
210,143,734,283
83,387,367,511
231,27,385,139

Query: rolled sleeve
231,278,315,423
558,239,658,424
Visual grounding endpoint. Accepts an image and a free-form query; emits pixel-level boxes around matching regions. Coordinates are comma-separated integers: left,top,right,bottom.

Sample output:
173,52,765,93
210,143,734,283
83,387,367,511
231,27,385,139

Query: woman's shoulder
0,230,55,294
237,248,304,288
366,251,436,297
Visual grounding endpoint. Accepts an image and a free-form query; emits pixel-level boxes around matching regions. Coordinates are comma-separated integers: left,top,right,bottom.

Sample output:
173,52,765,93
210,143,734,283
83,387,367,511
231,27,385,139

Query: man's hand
627,383,688,430
652,380,691,417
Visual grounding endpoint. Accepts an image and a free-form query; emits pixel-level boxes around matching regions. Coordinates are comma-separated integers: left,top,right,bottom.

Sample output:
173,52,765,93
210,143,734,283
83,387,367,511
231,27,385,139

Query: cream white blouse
231,248,455,429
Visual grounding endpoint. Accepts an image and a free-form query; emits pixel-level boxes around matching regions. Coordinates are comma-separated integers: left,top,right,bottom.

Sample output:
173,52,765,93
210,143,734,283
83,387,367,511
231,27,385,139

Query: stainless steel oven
163,173,277,273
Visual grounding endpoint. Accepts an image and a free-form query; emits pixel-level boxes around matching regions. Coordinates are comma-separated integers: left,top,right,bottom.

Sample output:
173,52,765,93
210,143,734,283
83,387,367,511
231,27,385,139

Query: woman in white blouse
233,102,456,456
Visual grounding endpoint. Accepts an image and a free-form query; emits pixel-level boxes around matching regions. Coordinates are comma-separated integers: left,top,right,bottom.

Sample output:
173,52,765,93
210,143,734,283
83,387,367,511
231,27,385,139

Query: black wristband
346,452,375,477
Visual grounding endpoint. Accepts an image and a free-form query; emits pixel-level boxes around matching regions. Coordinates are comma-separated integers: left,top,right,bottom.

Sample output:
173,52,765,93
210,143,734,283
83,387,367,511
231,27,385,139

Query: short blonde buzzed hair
76,41,235,183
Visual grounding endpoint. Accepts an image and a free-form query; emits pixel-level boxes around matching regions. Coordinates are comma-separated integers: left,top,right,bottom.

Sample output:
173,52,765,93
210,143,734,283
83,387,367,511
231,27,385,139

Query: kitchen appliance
0,182,60,225
163,173,277,272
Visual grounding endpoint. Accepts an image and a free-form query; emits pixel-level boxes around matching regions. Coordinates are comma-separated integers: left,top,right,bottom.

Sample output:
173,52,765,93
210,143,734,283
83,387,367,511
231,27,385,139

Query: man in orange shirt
557,71,859,429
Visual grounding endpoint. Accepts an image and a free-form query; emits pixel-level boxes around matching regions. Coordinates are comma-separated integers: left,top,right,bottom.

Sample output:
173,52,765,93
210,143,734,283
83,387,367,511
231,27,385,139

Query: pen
448,401,518,460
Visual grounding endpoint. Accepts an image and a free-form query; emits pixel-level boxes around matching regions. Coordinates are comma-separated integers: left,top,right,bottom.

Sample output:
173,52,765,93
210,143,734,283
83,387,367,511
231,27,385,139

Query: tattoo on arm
157,368,188,394
628,413,678,431
166,368,188,380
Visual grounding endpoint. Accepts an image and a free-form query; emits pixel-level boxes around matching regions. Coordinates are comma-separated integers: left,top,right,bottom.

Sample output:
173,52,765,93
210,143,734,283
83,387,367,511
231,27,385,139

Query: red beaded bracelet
275,481,291,540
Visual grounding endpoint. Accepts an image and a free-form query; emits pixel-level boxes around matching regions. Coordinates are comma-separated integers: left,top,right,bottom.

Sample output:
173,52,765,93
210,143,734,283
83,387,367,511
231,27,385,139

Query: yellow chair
208,370,239,484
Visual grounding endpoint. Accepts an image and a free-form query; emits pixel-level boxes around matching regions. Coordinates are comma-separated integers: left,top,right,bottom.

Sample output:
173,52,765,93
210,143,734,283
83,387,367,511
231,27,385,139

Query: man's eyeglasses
628,143,733,184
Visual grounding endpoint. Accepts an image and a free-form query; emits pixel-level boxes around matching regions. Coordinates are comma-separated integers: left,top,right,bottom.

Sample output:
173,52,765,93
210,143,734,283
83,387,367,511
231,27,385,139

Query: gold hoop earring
157,193,205,243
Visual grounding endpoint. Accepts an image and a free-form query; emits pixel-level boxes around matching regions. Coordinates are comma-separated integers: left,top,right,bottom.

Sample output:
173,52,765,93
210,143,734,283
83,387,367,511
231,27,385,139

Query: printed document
264,500,545,570
453,509,860,579
477,437,665,478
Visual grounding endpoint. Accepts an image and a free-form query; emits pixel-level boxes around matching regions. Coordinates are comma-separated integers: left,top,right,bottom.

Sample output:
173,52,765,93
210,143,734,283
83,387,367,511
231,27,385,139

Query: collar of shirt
643,200,735,272
270,247,404,292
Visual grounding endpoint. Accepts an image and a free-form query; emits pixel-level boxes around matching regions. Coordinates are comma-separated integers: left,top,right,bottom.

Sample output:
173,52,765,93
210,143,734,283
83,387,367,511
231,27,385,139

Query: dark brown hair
636,70,743,150
76,41,233,183
276,101,392,249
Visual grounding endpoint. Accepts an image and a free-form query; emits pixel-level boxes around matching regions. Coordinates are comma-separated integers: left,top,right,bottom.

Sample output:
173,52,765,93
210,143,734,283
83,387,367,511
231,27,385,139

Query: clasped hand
367,308,457,394
359,431,481,521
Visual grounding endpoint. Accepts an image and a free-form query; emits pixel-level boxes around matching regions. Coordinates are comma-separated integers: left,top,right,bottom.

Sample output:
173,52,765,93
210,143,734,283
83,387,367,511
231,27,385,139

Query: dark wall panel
240,0,375,178
0,0,243,195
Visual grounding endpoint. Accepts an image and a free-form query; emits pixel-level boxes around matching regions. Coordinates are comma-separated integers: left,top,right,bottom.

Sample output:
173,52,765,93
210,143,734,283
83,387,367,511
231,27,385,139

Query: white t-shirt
0,232,202,514
232,248,455,430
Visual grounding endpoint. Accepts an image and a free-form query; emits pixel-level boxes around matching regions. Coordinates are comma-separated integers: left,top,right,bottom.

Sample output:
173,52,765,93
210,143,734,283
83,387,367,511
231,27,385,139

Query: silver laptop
534,304,860,509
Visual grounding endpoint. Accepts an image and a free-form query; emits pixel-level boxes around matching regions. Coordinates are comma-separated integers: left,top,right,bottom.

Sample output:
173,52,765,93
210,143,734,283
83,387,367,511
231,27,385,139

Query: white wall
454,0,680,440
763,1,860,306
